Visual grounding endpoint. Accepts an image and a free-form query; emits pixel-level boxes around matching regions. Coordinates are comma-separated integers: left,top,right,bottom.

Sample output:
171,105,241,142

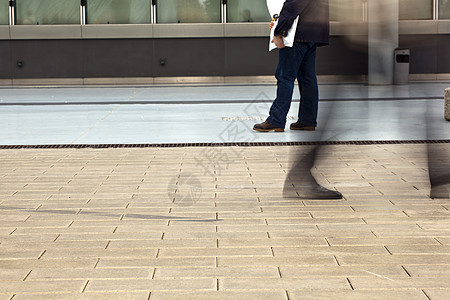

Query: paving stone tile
423,289,450,299
349,276,450,289
0,240,108,250
327,237,440,246
279,265,406,278
85,278,216,292
12,291,150,299
96,257,216,269
0,258,97,269
218,237,328,248
27,268,154,280
436,237,450,244
108,239,217,249
0,269,30,281
220,277,350,290
162,231,269,239
386,245,450,254
217,255,337,267
57,232,163,241
288,290,427,300
12,227,116,235
266,218,365,225
159,247,272,257
155,266,280,279
0,280,87,294
41,248,158,259
337,254,450,266
403,265,450,277
269,230,376,238
273,246,388,256
150,291,287,300
217,224,318,232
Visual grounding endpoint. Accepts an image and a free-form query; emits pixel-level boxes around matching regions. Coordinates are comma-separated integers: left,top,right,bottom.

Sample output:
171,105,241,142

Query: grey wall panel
84,39,155,78
153,39,225,77
11,40,83,79
436,35,450,73
224,38,278,76
316,36,368,75
0,41,11,78
2,35,447,80
399,35,438,74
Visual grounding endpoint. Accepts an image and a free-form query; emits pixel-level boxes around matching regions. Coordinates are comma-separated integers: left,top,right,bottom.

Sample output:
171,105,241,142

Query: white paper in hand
267,0,299,51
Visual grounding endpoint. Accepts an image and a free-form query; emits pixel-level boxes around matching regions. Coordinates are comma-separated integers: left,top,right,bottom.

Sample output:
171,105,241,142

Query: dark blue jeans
267,42,319,128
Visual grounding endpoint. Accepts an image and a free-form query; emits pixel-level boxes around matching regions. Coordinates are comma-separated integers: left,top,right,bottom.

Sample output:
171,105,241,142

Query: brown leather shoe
253,121,284,132
290,121,316,131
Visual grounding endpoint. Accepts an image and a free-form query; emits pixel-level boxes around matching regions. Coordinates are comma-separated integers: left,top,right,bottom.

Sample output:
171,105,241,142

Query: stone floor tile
0,280,87,294
279,265,407,278
162,231,269,239
220,277,350,290
108,239,217,249
386,245,450,254
423,289,450,299
218,237,328,248
150,291,287,300
217,255,337,267
403,265,450,277
0,258,97,269
327,237,440,246
0,269,30,281
27,268,154,281
12,292,150,300
337,254,450,266
155,266,280,279
96,257,216,269
85,278,216,292
265,218,365,225
272,246,388,256
56,232,163,241
348,276,450,289
41,248,158,259
288,290,427,300
158,247,272,257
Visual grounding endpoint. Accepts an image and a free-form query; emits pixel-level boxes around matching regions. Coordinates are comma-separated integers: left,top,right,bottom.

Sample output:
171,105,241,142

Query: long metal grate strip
0,140,450,149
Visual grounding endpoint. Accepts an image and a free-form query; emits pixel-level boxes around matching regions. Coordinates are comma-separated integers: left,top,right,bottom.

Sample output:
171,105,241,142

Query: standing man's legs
254,42,311,132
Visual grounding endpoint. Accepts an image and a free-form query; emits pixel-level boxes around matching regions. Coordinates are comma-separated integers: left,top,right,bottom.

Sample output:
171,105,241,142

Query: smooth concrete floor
0,82,449,145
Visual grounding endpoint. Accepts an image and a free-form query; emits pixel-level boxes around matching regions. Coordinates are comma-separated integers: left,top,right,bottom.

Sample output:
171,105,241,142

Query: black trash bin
394,48,410,85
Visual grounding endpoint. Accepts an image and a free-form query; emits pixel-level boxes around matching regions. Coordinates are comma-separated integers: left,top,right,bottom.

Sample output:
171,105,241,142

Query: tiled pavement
0,143,450,299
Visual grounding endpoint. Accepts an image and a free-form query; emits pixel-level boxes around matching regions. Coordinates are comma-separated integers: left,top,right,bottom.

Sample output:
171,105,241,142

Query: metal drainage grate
0,140,450,150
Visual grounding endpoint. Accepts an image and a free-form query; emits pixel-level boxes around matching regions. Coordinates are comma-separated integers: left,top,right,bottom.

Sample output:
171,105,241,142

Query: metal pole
9,0,14,26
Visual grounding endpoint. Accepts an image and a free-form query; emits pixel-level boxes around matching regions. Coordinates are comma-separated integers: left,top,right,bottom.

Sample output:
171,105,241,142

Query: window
399,0,433,20
439,0,450,19
87,0,151,24
0,1,8,25
15,0,80,25
329,0,364,22
227,0,270,22
156,0,221,23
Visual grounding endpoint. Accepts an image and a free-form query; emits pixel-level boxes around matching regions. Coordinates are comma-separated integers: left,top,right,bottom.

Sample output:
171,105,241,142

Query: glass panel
157,0,221,23
0,0,8,25
87,0,150,24
329,0,363,22
399,0,433,20
439,0,450,19
15,0,80,25
227,0,270,22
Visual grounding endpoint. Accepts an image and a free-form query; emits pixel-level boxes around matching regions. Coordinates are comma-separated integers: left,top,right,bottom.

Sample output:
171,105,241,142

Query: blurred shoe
298,184,343,199
430,185,450,199
253,121,284,132
290,121,316,131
